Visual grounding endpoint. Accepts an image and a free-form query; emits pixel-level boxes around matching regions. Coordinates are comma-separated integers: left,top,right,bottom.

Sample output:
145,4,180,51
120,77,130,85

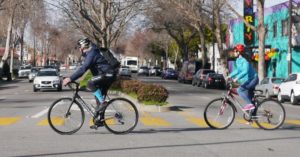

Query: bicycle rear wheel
254,99,285,130
48,98,85,135
102,98,139,134
204,98,235,129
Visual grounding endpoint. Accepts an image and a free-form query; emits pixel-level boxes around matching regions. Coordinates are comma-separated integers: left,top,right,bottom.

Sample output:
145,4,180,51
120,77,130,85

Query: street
1,74,300,157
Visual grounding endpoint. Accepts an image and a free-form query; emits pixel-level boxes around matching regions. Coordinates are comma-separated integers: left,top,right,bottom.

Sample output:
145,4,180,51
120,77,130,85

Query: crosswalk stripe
236,119,259,128
38,117,64,126
285,120,300,125
178,112,208,127
0,117,21,125
140,112,171,127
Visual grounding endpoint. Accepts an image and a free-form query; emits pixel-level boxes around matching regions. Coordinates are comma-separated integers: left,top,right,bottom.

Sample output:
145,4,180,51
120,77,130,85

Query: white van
122,56,138,73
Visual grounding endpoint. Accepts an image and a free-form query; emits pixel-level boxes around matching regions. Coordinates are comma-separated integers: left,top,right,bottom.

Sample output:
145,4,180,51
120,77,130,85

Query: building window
273,22,277,38
282,19,288,36
265,24,269,39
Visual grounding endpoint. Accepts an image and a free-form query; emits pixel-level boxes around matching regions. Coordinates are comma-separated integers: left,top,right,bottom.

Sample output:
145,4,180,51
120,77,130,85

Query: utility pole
288,0,293,74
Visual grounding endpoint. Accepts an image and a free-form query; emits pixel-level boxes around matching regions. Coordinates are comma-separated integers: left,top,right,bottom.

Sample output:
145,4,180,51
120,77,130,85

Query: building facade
229,0,300,78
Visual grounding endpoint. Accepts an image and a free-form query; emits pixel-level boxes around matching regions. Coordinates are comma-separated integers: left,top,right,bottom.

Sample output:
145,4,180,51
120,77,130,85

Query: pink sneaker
242,104,255,111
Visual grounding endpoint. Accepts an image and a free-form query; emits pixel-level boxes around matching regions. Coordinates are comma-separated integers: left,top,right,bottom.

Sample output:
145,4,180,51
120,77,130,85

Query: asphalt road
0,73,300,157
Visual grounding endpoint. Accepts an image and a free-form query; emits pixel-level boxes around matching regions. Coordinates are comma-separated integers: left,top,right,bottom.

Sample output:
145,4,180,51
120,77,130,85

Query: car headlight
53,80,61,84
33,79,39,84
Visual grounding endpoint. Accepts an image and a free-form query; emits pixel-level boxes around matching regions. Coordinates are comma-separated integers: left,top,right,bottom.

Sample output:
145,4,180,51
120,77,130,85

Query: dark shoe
90,119,104,130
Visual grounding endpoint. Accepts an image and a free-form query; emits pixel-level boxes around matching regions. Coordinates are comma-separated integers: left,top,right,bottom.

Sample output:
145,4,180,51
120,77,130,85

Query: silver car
28,67,41,82
119,66,131,77
255,77,285,98
33,69,62,92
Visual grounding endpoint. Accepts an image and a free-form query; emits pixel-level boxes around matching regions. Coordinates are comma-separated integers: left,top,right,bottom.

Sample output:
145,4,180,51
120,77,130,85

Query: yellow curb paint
285,120,300,125
0,117,21,125
140,112,171,127
38,117,64,126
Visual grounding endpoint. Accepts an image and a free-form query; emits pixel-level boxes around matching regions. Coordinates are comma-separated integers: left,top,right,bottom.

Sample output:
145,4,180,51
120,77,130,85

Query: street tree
146,0,197,61
54,0,143,48
226,0,267,81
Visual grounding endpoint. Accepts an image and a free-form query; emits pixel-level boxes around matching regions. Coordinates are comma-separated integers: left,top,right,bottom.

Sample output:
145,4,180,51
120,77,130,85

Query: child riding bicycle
226,44,259,111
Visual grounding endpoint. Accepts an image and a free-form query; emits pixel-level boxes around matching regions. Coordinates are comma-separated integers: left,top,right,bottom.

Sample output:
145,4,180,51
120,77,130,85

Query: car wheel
33,86,38,92
277,90,284,103
290,91,298,105
192,80,196,86
265,90,270,99
204,83,208,89
57,86,62,92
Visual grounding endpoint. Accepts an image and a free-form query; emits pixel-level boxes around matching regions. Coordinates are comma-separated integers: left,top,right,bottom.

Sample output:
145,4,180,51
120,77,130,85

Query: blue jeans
237,76,259,106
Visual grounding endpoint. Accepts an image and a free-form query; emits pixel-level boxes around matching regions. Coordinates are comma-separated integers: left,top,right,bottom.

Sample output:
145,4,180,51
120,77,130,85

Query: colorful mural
229,0,300,78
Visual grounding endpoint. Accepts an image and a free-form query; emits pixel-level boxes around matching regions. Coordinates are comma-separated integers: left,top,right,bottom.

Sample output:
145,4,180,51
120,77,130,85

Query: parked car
149,66,161,76
18,65,32,78
201,73,226,89
255,77,285,98
119,66,131,77
178,61,200,83
277,73,300,104
33,68,62,92
192,69,215,86
28,67,42,82
138,66,149,76
162,68,178,80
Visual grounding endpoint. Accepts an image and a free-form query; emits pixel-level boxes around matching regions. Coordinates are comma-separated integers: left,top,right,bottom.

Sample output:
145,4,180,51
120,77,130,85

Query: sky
235,0,289,14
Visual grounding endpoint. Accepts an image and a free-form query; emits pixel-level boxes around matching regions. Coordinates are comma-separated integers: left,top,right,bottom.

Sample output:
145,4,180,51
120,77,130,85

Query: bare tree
147,0,197,61
51,0,143,48
226,0,267,81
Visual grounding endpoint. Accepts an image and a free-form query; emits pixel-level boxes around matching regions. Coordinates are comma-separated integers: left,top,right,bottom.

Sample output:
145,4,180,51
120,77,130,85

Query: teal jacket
229,56,257,84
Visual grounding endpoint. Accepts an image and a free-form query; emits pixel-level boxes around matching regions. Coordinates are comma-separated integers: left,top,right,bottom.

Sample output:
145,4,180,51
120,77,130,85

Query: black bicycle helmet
77,37,91,48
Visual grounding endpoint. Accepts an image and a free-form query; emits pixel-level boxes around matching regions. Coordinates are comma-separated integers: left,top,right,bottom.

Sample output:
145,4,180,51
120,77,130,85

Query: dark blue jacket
70,44,113,81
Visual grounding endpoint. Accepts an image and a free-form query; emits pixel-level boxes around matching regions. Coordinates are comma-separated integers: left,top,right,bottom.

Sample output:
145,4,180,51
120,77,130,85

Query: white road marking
31,107,49,118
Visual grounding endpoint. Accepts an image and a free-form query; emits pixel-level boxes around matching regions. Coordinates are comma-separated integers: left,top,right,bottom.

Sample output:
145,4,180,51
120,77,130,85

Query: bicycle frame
65,82,103,118
223,83,256,118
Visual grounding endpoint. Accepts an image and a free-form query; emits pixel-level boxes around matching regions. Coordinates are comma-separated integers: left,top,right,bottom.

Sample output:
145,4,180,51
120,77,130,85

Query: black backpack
99,48,121,69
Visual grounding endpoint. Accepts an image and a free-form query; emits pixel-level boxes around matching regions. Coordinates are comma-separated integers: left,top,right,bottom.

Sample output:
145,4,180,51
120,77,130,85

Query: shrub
121,80,144,94
137,84,168,103
79,70,93,88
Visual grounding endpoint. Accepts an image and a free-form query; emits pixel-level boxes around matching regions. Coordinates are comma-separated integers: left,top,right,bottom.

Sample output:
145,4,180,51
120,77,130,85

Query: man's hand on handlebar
63,77,71,86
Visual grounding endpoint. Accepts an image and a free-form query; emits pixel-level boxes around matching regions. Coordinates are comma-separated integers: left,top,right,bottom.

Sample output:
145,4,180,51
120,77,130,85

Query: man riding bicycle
227,44,259,111
63,37,117,128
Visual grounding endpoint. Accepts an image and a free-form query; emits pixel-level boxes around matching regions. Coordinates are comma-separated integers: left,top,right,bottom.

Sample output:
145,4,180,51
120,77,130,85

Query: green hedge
79,73,169,105
137,84,169,103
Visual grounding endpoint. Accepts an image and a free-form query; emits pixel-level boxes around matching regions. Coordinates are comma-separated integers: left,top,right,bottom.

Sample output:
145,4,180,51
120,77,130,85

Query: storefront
228,0,300,78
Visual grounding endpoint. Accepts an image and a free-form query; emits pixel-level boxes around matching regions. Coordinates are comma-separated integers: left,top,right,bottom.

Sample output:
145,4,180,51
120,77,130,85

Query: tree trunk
0,10,14,68
198,28,207,68
257,0,266,81
214,7,226,73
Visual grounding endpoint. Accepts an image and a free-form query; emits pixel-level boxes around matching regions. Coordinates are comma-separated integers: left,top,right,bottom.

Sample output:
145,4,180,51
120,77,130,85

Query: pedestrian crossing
1,111,300,129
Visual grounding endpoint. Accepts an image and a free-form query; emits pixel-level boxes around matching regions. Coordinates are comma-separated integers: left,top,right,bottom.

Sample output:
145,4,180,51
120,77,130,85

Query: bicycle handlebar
66,81,80,92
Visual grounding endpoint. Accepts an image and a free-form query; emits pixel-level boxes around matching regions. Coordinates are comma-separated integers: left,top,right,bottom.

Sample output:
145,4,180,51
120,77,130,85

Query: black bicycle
204,81,286,130
48,81,139,135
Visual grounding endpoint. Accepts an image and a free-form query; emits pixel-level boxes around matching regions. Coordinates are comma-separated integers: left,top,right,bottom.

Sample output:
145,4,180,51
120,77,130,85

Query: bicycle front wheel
48,98,85,135
102,98,139,134
254,99,285,130
204,98,235,129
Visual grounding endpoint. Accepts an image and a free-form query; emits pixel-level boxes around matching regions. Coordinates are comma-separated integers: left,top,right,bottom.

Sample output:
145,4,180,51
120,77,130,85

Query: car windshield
271,78,284,83
20,66,31,70
37,71,58,76
203,70,215,74
127,60,137,65
140,67,148,69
